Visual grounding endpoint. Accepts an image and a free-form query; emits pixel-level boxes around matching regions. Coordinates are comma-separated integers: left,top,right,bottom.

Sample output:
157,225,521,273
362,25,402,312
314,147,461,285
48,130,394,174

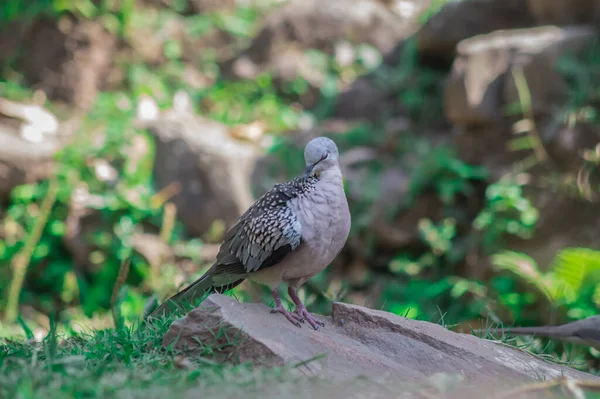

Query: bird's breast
296,181,350,262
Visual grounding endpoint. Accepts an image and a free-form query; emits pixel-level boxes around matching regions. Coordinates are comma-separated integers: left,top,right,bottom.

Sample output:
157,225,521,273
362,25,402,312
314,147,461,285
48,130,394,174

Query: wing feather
211,181,303,277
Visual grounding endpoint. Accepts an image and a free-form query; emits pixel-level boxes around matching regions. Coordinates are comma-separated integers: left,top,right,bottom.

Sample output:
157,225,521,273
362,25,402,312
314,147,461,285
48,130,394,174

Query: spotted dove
151,137,351,330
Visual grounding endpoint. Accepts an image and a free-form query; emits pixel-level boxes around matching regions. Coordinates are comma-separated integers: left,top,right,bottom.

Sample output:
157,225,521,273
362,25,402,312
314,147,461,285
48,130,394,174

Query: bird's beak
303,163,315,178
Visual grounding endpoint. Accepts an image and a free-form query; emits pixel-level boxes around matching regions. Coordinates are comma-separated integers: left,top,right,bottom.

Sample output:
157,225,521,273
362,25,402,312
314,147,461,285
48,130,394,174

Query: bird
150,136,351,330
479,315,600,349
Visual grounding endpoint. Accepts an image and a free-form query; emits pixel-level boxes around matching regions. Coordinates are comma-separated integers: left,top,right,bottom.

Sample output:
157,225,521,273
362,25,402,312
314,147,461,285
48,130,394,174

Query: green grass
0,315,320,398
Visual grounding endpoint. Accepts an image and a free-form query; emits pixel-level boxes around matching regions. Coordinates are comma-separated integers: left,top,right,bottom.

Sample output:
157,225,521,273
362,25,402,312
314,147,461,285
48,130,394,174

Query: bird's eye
319,152,329,162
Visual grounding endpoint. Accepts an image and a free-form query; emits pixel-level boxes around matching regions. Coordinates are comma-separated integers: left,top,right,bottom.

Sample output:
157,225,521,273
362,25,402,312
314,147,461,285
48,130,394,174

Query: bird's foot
270,306,304,328
293,306,324,331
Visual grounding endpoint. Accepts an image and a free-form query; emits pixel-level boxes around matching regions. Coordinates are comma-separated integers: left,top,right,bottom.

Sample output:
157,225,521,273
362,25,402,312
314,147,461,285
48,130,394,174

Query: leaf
491,251,554,302
16,316,34,340
549,247,600,296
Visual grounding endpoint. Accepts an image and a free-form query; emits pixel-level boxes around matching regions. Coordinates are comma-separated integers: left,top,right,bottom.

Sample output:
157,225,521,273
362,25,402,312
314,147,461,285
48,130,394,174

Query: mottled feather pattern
215,175,318,274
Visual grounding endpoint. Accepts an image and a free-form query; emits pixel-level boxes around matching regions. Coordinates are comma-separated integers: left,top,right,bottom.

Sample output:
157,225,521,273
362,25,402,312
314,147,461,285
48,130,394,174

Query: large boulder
527,0,600,26
222,0,421,108
3,17,116,110
417,0,534,62
226,0,413,73
137,96,261,238
163,294,597,389
445,25,597,128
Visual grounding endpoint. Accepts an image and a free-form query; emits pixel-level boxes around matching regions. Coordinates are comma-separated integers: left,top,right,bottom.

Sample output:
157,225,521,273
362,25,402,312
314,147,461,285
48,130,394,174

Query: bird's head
303,136,340,178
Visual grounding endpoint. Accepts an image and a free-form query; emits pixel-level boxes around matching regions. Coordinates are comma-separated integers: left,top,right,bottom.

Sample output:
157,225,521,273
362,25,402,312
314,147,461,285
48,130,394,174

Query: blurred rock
547,123,600,172
223,0,417,107
333,75,398,121
0,98,70,201
10,17,116,110
417,0,534,62
126,13,185,66
446,26,597,127
0,98,59,143
369,169,443,251
163,294,595,384
452,125,517,179
527,0,600,26
444,43,509,127
227,0,411,69
137,96,261,237
502,26,597,116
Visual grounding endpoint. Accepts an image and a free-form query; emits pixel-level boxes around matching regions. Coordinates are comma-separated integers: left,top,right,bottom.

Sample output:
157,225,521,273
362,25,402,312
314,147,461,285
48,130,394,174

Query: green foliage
551,248,600,301
0,91,165,319
197,74,304,131
557,38,600,123
373,38,446,122
407,144,488,205
0,1,295,322
389,218,458,278
492,248,600,321
0,318,297,398
474,178,539,250
1,0,135,35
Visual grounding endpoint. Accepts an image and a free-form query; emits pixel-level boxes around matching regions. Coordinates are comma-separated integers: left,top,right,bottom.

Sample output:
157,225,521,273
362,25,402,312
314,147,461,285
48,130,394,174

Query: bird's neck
317,165,344,185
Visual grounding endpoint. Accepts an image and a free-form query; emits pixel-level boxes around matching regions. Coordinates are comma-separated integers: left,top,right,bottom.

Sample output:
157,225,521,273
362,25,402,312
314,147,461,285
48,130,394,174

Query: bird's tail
148,273,214,319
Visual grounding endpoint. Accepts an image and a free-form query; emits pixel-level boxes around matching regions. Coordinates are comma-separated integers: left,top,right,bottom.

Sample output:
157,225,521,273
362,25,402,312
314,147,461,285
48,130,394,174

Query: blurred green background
1,0,600,375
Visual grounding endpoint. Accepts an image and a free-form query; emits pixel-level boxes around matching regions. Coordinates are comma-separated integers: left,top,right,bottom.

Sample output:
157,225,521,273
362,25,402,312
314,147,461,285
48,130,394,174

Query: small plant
473,177,539,251
408,145,488,205
1,0,135,35
372,38,446,122
492,247,600,322
0,91,169,321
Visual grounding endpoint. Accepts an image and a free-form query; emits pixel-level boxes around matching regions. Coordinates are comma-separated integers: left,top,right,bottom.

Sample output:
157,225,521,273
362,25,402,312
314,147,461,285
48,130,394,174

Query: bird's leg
269,288,303,327
288,286,324,330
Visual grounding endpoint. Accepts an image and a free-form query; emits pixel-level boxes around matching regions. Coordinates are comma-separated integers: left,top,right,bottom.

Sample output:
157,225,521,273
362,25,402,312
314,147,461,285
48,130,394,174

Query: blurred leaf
491,251,553,302
549,247,600,296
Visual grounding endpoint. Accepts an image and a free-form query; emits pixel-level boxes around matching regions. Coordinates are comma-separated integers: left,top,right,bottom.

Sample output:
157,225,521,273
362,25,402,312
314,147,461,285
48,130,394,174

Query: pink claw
270,306,303,327
293,306,324,330
287,286,324,331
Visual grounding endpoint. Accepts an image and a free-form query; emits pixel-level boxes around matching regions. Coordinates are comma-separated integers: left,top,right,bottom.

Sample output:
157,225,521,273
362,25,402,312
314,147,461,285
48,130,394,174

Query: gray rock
163,294,596,384
11,19,116,110
227,0,412,68
142,105,260,237
527,0,600,26
222,0,416,109
445,25,598,127
417,0,534,61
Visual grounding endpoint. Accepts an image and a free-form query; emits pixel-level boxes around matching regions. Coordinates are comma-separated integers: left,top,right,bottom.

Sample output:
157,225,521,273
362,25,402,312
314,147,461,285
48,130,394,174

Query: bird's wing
149,179,305,318
211,179,304,277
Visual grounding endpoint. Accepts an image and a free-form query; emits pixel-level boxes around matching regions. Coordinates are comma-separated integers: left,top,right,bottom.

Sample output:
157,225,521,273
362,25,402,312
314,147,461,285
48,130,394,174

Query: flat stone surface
163,294,597,385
